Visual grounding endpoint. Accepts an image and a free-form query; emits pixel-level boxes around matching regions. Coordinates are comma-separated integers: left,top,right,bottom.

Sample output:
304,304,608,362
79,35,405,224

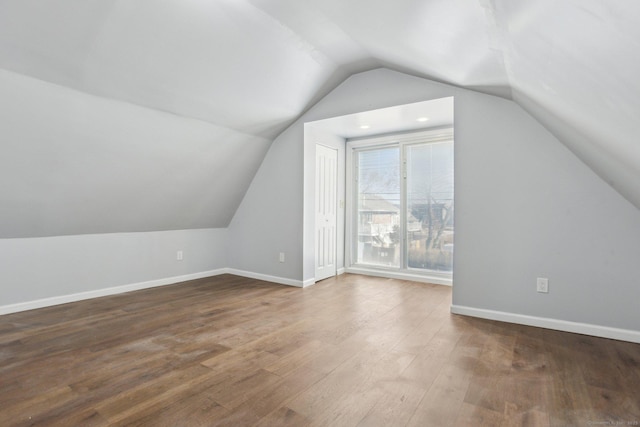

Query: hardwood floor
1,274,639,426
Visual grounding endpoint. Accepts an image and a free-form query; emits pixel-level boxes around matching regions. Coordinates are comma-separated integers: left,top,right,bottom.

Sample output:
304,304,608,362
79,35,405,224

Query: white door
315,144,338,281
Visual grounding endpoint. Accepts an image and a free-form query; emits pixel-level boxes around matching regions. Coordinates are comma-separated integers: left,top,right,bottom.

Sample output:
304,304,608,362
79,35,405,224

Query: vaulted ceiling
1,0,639,237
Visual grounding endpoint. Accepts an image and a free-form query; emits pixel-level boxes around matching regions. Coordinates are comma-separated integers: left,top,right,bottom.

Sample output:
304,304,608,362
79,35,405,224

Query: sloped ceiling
1,0,639,237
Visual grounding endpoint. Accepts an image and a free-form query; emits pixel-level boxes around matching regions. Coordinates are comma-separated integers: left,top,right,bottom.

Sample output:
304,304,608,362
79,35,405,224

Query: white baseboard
300,268,346,288
302,278,316,287
345,267,452,286
450,304,640,344
0,268,228,316
0,268,319,316
225,268,306,288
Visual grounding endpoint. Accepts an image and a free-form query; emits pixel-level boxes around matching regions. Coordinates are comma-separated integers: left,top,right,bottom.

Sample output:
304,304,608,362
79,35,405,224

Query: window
356,146,400,267
347,129,454,280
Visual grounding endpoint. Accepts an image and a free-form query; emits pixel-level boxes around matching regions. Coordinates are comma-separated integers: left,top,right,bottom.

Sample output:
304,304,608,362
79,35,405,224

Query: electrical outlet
176,250,183,261
536,277,548,293
279,252,285,263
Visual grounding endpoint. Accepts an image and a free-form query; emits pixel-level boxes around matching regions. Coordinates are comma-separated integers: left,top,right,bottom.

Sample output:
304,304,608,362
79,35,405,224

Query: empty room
1,1,639,426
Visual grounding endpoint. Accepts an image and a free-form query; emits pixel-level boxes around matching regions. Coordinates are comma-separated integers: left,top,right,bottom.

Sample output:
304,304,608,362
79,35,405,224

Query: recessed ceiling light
360,125,370,129
417,117,429,122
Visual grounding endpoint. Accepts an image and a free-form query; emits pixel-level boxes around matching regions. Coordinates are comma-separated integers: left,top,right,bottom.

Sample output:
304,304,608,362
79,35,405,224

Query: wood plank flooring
1,273,639,426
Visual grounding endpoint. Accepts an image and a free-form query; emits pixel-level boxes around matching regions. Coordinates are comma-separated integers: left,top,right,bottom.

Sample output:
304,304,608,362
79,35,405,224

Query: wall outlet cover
536,277,548,293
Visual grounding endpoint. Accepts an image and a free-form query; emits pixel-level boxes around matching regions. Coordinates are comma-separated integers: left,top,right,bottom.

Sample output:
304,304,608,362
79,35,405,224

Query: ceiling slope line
0,66,273,144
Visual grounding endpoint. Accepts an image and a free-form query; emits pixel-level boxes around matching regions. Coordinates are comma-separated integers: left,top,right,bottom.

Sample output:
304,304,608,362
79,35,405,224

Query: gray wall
227,119,306,280
453,94,640,331
0,228,227,308
228,68,640,332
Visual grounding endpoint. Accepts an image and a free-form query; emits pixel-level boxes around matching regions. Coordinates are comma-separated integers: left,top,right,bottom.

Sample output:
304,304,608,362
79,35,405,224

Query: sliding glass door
405,141,454,273
351,131,454,277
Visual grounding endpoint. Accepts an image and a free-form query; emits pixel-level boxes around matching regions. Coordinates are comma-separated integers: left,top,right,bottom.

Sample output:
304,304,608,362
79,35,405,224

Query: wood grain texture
1,273,639,426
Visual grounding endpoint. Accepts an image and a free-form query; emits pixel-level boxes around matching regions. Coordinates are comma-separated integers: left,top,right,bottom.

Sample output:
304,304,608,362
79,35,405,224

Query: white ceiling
1,0,639,237
306,98,454,140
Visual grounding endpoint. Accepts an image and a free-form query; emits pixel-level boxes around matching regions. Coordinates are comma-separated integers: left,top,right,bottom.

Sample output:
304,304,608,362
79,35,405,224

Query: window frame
345,128,454,284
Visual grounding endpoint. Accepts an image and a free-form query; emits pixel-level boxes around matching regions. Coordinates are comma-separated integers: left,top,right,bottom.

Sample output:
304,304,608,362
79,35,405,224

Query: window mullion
400,144,408,270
